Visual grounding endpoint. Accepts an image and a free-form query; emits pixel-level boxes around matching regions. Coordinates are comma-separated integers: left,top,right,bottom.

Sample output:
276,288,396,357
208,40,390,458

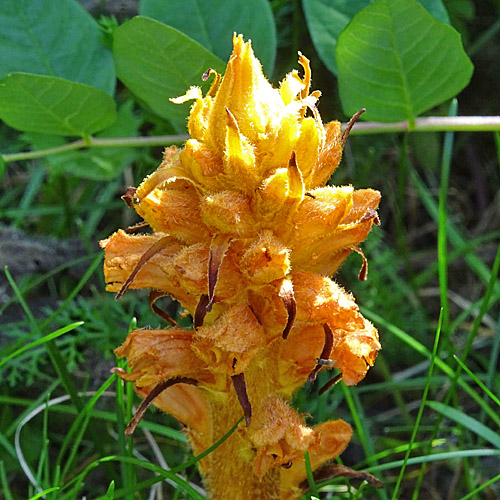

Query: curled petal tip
202,68,214,81
359,208,378,224
125,377,198,436
299,463,383,491
149,290,179,327
352,247,368,281
121,187,137,207
232,372,252,427
318,373,342,395
308,324,334,382
115,236,170,300
194,294,210,329
279,279,296,340
342,108,366,145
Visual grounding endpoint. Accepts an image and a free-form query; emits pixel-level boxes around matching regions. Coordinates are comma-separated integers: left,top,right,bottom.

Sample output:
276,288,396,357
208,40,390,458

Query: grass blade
0,321,84,368
409,169,500,296
459,472,500,500
57,374,117,481
391,310,442,499
364,449,500,473
304,451,319,499
62,417,243,499
456,240,500,367
485,316,500,402
453,355,500,408
341,384,388,500
114,357,135,500
427,401,500,449
437,99,457,335
362,307,500,428
28,488,60,500
4,266,83,411
0,461,14,500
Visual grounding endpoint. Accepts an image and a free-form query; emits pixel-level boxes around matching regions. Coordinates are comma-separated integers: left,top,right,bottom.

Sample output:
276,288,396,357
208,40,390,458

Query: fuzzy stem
195,397,281,500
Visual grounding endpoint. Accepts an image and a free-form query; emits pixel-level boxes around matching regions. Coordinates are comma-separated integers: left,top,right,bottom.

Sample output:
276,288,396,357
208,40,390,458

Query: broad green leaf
428,401,500,449
447,0,475,21
140,0,276,75
0,73,117,137
336,0,473,123
113,16,225,126
302,0,450,75
0,0,115,95
28,100,143,180
0,154,4,180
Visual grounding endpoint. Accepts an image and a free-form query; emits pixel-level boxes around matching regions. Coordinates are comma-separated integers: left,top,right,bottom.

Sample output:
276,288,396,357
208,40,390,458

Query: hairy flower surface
102,35,381,499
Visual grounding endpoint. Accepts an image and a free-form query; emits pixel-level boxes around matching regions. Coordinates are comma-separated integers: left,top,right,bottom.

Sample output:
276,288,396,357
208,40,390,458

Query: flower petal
194,304,266,374
292,272,364,330
280,420,353,498
292,189,381,274
206,35,283,153
310,120,343,187
114,329,212,386
139,383,212,441
328,324,380,386
135,180,207,243
249,397,318,479
240,231,290,285
200,190,256,236
291,185,353,247
101,230,182,293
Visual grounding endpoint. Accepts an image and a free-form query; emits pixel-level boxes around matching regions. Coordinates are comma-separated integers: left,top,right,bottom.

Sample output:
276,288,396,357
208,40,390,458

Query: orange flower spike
102,34,381,500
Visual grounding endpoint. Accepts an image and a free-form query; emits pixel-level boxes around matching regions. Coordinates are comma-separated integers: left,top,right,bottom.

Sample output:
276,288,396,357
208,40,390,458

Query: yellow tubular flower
101,34,381,499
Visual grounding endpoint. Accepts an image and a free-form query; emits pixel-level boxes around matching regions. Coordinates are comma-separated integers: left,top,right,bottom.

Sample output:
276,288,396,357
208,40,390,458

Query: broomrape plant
101,35,381,499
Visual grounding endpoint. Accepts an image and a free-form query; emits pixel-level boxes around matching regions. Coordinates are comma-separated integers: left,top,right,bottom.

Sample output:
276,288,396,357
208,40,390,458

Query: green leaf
37,100,143,180
0,154,5,180
302,0,450,75
0,0,115,95
113,16,225,127
427,401,500,449
0,73,117,136
447,0,475,21
140,0,276,75
336,0,473,123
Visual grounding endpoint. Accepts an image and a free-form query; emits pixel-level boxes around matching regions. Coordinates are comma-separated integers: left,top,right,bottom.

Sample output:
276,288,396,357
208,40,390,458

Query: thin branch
3,116,500,164
348,116,500,135
2,134,189,163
